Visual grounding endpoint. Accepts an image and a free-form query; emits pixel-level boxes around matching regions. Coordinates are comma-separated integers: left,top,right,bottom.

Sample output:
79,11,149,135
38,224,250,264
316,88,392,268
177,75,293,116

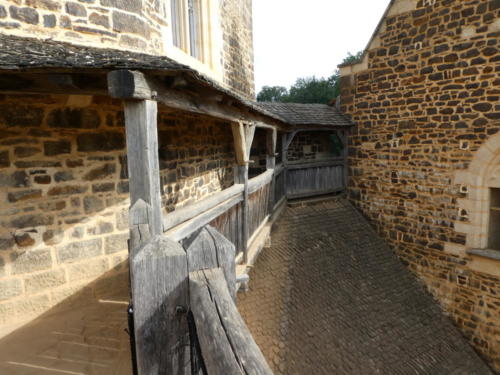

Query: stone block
65,2,86,16
7,189,42,202
48,185,87,196
0,257,4,277
77,132,125,152
83,195,104,214
9,6,39,24
44,140,71,156
24,269,66,294
0,5,6,18
43,14,56,27
11,249,52,274
0,294,51,324
47,108,100,129
25,0,61,11
104,233,128,254
43,228,64,245
67,257,108,282
0,151,9,168
57,238,102,263
0,236,14,251
14,146,41,158
101,0,142,13
0,105,44,127
89,12,109,28
112,11,150,38
0,278,23,301
14,232,36,247
10,214,54,229
83,163,116,181
54,171,74,182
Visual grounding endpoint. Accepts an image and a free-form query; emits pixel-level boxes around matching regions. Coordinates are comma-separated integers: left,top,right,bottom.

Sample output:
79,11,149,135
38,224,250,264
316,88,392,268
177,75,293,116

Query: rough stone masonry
340,0,500,370
0,93,235,331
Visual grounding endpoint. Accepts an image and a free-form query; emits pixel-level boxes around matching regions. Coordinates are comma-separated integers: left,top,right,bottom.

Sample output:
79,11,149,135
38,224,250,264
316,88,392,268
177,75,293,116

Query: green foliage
256,51,363,104
256,86,288,102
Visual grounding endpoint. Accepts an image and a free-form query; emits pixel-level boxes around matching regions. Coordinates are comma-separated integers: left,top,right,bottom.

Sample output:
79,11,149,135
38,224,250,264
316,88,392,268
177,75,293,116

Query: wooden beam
342,129,349,190
124,100,163,240
165,193,243,242
266,129,277,215
163,184,244,232
189,268,273,375
231,122,248,166
131,236,190,375
248,169,274,195
244,122,256,160
234,165,249,263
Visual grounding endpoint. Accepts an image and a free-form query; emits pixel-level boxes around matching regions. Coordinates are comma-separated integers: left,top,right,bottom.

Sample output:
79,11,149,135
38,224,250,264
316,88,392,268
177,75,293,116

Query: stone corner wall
340,0,500,370
220,0,255,99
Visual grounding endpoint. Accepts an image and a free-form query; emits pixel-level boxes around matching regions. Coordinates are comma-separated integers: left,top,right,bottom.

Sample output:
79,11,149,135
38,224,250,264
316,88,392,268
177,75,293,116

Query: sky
252,0,392,93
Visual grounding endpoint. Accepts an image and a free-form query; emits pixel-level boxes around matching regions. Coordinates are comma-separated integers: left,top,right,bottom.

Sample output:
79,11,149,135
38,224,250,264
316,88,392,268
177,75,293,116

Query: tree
285,76,338,104
256,86,288,102
256,51,363,104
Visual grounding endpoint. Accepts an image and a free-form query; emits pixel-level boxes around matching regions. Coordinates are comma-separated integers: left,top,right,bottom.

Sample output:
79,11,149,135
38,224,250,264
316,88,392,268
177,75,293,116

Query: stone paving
238,198,493,374
0,270,132,375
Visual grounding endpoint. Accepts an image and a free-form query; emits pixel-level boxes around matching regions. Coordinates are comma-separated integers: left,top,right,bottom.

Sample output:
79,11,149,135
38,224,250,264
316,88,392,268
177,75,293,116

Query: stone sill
467,249,500,261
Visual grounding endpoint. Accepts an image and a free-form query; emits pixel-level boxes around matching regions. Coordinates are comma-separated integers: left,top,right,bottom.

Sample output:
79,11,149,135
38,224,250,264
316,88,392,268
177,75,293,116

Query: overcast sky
252,0,391,92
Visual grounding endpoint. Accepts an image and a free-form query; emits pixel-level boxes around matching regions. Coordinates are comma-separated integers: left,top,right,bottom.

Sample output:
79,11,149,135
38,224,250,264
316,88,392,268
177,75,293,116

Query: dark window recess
489,188,500,250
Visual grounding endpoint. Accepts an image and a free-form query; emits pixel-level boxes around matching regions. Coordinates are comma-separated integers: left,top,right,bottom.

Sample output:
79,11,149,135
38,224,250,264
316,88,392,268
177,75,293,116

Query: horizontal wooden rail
165,194,243,242
274,163,285,176
248,169,274,194
287,159,344,170
163,184,244,232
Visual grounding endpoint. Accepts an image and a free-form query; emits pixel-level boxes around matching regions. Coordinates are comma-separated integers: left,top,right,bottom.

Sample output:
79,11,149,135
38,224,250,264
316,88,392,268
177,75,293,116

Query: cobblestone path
238,198,492,374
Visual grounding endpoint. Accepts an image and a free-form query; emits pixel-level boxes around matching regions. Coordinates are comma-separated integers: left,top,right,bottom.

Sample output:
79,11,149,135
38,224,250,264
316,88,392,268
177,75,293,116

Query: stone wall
287,131,341,163
0,94,236,332
0,0,255,98
340,0,499,370
220,0,255,98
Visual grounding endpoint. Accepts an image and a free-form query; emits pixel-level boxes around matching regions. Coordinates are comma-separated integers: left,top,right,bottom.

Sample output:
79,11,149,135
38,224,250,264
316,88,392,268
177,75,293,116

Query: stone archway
453,132,500,251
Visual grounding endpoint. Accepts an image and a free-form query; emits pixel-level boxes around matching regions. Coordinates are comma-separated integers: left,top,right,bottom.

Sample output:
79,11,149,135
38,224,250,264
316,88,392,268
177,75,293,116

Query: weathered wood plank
232,122,248,166
286,165,345,198
248,169,274,194
108,70,152,99
184,226,236,301
163,184,244,232
124,99,163,237
234,165,249,262
128,199,152,258
165,194,243,242
131,236,189,375
189,268,273,375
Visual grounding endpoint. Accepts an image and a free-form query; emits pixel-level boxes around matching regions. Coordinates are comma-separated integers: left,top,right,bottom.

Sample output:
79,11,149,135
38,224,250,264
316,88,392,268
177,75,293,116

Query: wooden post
266,128,277,212
231,121,255,263
124,100,163,245
282,132,290,199
131,236,190,375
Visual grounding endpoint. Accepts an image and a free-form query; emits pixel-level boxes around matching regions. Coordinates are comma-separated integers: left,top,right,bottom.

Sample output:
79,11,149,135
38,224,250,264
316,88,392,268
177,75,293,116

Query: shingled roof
0,35,285,123
256,102,353,127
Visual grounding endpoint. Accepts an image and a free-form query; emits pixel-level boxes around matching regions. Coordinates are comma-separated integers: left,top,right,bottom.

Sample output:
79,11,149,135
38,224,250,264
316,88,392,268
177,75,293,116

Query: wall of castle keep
0,0,255,98
340,0,499,369
0,94,235,332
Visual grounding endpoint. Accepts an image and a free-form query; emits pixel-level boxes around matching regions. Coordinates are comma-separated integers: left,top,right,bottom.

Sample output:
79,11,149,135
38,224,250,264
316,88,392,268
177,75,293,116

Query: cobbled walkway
238,198,492,375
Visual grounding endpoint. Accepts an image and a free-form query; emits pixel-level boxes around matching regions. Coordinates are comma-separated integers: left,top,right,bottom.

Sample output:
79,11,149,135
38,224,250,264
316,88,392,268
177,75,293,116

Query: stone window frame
453,132,500,261
167,0,222,79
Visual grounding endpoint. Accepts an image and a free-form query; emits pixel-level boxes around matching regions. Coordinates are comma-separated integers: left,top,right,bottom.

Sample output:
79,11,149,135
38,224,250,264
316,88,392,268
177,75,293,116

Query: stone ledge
467,248,500,261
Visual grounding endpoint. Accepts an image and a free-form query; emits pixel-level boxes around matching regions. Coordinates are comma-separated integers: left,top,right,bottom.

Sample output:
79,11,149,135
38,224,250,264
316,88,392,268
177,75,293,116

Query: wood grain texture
189,268,273,375
183,226,237,301
124,99,163,237
131,236,190,375
287,165,345,198
163,184,244,232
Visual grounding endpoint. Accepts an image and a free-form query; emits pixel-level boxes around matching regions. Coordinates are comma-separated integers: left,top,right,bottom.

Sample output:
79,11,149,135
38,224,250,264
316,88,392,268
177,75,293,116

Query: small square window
488,188,500,250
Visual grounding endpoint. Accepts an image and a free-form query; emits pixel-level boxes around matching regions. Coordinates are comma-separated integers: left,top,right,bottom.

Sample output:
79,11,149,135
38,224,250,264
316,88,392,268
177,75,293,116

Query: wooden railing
287,159,346,199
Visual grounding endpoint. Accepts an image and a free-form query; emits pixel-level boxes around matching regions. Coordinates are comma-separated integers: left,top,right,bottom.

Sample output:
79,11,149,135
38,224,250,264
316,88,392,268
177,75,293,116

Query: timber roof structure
256,102,353,127
0,35,284,123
